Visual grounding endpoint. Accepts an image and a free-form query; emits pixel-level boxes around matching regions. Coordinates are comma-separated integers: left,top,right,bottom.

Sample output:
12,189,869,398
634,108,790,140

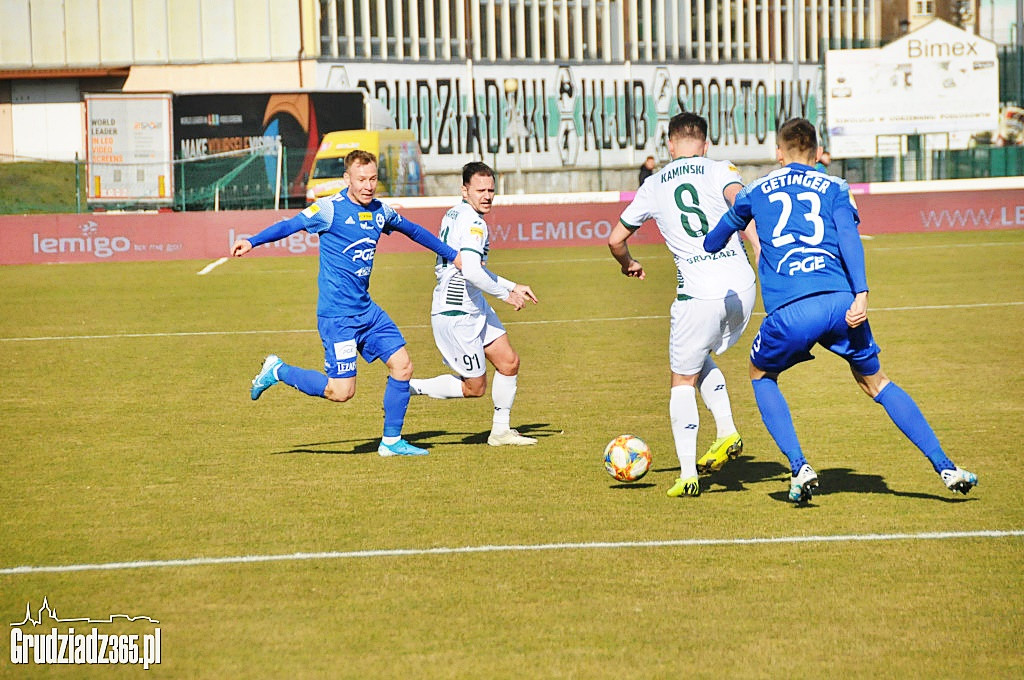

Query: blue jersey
705,163,867,314
249,188,456,317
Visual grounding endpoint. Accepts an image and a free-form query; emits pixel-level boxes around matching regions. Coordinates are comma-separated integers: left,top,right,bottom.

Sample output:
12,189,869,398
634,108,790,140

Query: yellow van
305,129,424,201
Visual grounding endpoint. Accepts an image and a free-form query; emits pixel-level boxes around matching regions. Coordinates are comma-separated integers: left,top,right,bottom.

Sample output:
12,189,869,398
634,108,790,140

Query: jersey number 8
674,183,710,238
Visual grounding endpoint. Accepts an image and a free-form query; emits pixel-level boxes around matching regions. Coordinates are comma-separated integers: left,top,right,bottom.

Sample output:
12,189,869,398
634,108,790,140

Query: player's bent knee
324,382,356,402
493,353,520,376
463,377,487,398
391,363,414,381
853,367,889,398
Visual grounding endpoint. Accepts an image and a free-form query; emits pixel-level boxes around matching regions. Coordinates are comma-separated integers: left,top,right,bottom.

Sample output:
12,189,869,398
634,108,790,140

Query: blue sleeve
389,215,458,261
704,210,746,253
247,214,308,247
704,186,752,253
835,194,868,294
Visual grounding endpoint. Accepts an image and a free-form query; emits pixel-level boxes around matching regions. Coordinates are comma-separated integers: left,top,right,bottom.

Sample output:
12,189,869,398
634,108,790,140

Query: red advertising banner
1,187,1021,266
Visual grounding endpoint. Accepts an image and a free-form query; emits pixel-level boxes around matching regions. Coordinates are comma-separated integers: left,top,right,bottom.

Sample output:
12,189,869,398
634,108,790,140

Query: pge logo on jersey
343,237,376,264
777,247,834,276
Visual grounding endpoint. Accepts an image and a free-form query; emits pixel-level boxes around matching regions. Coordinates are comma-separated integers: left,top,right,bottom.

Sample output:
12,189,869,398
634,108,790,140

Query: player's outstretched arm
390,215,458,262
232,213,312,256
513,283,538,304
231,239,253,257
501,283,538,311
608,222,645,280
461,249,521,306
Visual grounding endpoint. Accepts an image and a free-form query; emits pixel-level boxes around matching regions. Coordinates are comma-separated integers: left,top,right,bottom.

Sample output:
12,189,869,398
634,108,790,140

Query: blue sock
278,363,329,398
751,377,807,474
873,382,954,473
382,376,410,438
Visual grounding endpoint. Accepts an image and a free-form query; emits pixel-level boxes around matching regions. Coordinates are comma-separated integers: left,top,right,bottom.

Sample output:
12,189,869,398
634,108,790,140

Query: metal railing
318,0,879,64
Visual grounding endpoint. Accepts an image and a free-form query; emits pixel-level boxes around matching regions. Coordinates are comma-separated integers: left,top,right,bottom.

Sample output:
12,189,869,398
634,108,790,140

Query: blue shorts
318,303,406,379
750,291,881,375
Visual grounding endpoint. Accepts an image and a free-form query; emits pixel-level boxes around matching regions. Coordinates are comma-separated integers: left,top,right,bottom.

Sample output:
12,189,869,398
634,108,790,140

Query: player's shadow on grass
667,456,791,494
764,467,976,504
271,422,560,455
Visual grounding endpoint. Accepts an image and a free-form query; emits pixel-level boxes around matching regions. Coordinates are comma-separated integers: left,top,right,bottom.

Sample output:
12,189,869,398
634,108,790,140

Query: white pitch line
197,257,229,275
1,301,1022,343
1,530,1020,576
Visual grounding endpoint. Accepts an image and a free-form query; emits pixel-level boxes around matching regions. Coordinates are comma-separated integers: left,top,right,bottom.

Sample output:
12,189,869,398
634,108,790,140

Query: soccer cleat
250,354,283,401
487,429,537,446
940,467,978,495
789,464,819,504
377,439,429,457
696,432,743,473
667,476,700,497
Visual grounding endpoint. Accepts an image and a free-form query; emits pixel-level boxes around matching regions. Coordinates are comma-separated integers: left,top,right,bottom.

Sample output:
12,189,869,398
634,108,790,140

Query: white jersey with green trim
619,155,755,300
432,201,492,315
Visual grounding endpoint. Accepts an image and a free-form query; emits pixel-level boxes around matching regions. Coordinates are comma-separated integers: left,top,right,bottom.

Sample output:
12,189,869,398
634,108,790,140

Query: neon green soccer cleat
696,432,743,474
667,476,701,497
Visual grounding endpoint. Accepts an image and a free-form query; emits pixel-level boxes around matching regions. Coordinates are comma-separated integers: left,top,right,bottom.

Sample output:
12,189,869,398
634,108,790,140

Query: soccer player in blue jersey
704,118,977,503
230,149,460,457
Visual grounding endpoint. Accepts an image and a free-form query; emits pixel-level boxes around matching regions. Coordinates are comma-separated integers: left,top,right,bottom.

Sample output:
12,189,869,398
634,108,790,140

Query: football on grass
603,435,652,482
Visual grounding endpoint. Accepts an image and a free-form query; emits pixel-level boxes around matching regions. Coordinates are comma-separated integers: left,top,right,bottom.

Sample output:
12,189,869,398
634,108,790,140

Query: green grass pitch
1,229,1022,678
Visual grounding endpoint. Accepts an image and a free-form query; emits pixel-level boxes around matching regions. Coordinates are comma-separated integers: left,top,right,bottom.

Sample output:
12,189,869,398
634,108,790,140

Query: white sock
491,372,518,433
381,435,400,446
698,357,736,438
409,374,465,399
670,385,699,478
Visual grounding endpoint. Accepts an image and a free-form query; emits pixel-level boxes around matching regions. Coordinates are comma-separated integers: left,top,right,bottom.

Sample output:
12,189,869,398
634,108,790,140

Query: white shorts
669,284,756,375
430,306,507,378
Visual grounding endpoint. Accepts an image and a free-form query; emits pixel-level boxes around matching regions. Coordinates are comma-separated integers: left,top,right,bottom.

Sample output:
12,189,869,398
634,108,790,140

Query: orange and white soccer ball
603,434,652,482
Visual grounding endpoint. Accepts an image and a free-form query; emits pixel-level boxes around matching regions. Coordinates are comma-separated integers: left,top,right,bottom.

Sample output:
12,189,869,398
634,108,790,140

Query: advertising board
84,94,174,206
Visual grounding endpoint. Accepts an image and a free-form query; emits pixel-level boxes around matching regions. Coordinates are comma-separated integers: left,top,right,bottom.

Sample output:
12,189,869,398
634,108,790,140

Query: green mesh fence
174,148,290,211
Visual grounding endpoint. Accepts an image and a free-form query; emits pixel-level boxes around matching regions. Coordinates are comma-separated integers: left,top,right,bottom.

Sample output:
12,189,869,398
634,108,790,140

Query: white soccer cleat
789,464,819,504
940,467,978,495
487,429,537,446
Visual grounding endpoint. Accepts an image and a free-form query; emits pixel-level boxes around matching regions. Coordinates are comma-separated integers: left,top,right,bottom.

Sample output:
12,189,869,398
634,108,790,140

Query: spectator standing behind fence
638,156,657,187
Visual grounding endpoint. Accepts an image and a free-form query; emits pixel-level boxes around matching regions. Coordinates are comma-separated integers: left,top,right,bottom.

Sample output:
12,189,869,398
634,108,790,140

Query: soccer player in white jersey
609,112,759,497
409,162,539,446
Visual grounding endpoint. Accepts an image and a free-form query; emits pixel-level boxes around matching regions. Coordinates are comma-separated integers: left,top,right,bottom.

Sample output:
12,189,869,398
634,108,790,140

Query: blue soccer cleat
250,354,283,401
378,439,429,457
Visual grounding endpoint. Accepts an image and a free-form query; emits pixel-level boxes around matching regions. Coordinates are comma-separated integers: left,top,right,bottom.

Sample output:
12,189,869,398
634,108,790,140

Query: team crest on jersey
375,213,385,228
